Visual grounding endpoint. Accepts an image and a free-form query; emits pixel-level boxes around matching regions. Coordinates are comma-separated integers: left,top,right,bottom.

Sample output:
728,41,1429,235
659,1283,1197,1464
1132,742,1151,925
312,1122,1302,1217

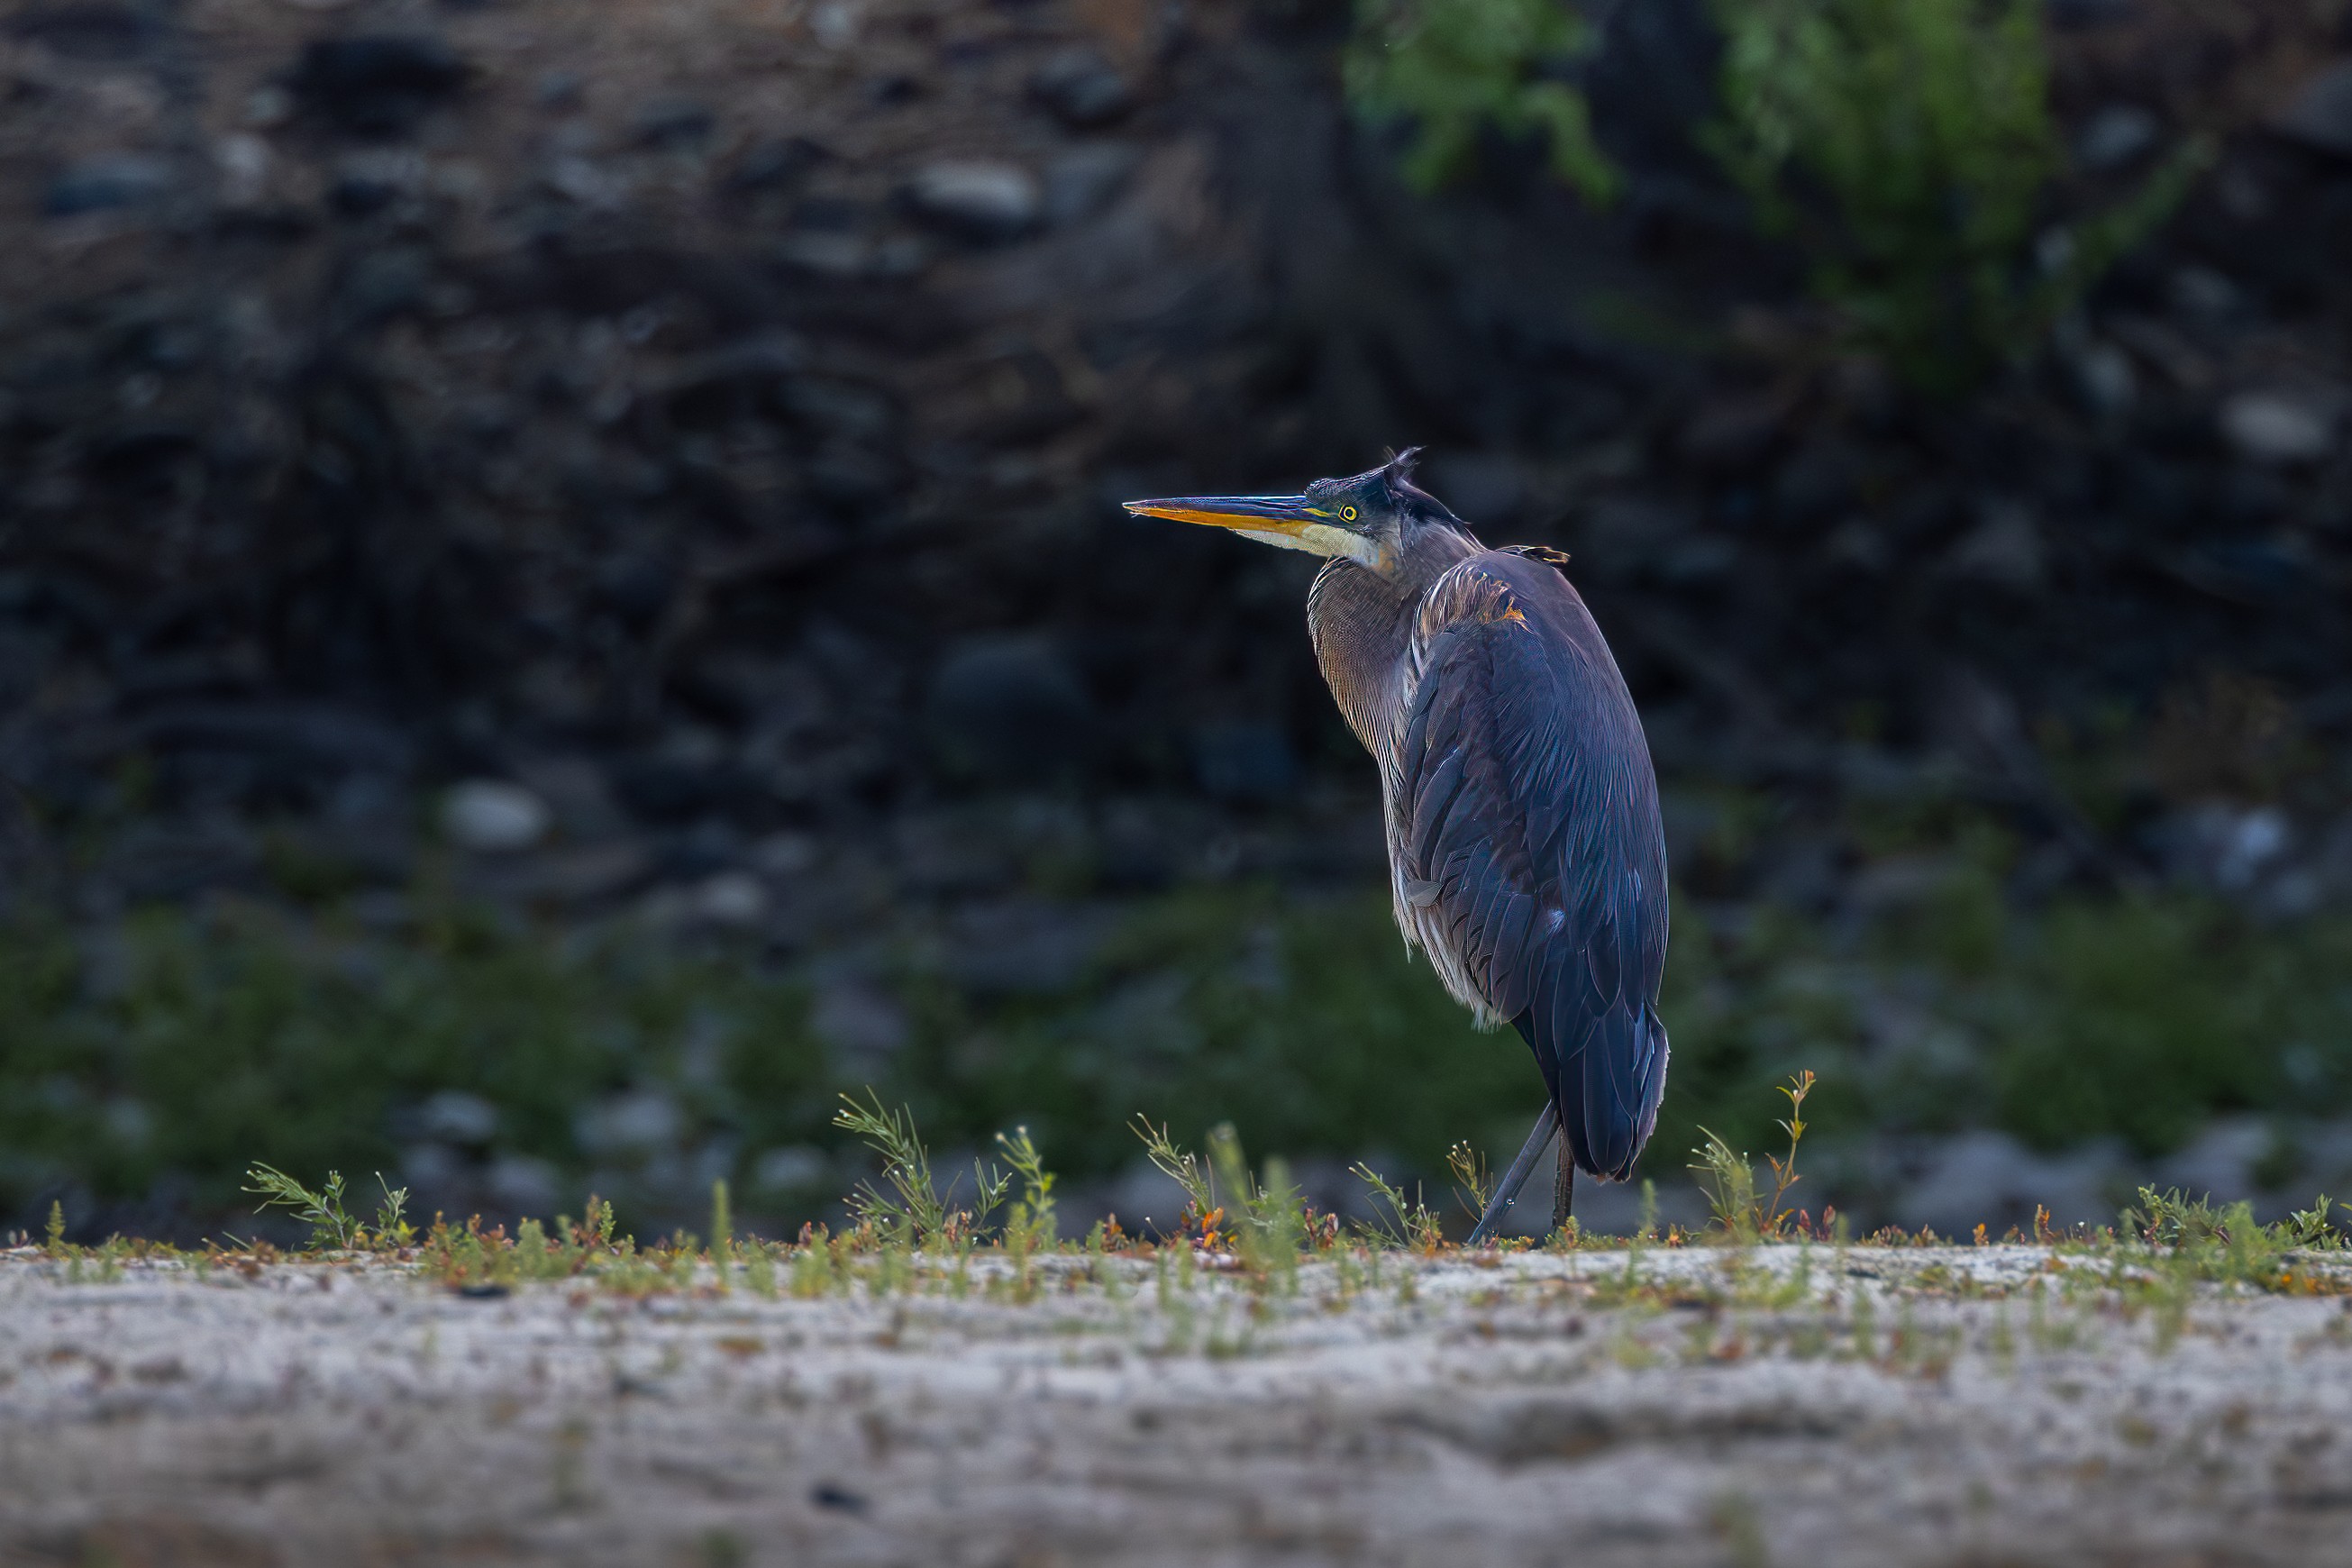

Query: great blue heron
1126,450,1669,1242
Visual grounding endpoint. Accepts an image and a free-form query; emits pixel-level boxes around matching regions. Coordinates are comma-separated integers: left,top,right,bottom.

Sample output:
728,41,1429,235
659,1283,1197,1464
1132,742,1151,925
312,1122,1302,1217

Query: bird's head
1122,449,1454,575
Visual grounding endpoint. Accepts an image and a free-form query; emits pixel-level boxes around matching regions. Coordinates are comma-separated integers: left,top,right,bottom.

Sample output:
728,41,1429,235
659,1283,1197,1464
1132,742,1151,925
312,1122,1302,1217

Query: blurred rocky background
4,0,2352,1243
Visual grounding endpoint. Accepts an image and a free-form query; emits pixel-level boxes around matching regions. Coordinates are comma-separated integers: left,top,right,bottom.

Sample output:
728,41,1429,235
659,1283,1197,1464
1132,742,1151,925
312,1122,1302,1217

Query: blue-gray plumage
1126,450,1669,1238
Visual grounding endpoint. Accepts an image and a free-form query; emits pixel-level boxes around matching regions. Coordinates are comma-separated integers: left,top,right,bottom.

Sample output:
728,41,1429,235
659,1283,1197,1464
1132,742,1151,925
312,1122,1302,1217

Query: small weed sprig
1691,1071,1815,1244
1446,1141,1494,1227
242,1163,413,1251
996,1126,1059,1301
1351,1162,1445,1253
1202,1122,1305,1290
1132,1115,1215,1229
834,1090,1009,1251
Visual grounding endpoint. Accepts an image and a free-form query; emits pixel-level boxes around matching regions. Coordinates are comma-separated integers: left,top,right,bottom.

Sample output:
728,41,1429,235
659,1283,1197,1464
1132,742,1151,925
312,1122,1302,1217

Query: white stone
752,1145,830,1192
415,1089,498,1145
440,779,551,852
574,1089,682,1159
2220,391,2335,465
692,870,769,927
907,160,1041,235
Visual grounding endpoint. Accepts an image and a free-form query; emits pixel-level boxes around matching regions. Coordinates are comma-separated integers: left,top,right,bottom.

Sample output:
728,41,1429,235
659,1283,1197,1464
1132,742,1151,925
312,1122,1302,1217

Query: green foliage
242,1162,411,1251
2125,1185,2343,1257
1656,838,2352,1169
1703,0,2207,391
1345,0,1616,200
887,885,1543,1193
0,900,834,1229
8,849,2352,1239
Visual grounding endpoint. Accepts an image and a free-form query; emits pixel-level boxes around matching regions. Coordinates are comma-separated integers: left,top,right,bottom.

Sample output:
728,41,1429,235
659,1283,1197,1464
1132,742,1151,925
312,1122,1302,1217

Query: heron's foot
1463,1102,1559,1246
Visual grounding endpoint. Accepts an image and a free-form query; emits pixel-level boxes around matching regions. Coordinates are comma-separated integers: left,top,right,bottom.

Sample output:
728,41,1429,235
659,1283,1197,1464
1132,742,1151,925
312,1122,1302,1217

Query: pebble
575,1088,684,1160
1943,500,2046,592
44,156,171,218
413,1089,499,1145
2071,339,2138,418
2220,391,2336,465
2075,103,2159,171
904,160,1042,240
441,780,552,853
752,1144,829,1192
691,870,769,927
1029,47,1134,129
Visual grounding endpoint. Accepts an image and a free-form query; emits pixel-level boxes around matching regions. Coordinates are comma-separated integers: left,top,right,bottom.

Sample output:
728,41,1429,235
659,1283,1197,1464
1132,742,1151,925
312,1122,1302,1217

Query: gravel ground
3,1244,2350,1567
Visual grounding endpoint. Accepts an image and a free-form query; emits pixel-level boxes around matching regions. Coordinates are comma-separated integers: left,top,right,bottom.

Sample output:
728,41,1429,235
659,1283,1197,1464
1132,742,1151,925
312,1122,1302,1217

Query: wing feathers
1393,553,1669,1181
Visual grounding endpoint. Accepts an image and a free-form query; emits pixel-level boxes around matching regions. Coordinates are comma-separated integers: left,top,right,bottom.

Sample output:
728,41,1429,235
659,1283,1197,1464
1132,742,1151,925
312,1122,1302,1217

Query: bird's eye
1340,506,1358,522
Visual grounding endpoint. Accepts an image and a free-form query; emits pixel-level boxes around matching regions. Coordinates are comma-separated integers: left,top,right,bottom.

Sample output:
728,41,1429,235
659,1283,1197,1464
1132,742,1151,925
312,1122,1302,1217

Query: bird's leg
1464,1103,1559,1246
1553,1137,1574,1235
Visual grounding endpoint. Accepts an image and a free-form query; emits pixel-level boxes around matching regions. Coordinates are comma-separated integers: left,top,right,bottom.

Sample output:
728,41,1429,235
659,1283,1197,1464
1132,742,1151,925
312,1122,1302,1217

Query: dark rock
290,35,471,139
510,842,656,905
2272,59,2352,161
1677,391,1791,472
926,636,1094,784
634,96,715,149
534,70,585,110
652,331,807,426
1941,501,2045,592
328,150,422,216
43,156,170,218
1042,143,1141,225
2169,266,2245,322
8,5,154,61
1028,47,1134,129
128,703,413,807
728,136,829,192
610,758,752,823
336,247,433,324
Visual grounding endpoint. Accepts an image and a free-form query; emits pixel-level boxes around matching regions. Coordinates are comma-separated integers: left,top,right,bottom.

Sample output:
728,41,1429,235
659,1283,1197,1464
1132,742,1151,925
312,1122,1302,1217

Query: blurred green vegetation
1703,0,2206,391
1344,0,1616,200
1345,0,2205,391
5,848,2350,1235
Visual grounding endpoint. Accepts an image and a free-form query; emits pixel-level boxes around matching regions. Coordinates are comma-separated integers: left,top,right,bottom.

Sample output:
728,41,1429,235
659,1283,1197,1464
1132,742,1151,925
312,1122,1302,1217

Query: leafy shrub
1702,0,2207,391
1344,0,1616,200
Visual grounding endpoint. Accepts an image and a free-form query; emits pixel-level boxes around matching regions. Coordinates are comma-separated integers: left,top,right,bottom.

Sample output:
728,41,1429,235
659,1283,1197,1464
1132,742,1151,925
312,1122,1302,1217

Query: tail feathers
1515,1002,1670,1182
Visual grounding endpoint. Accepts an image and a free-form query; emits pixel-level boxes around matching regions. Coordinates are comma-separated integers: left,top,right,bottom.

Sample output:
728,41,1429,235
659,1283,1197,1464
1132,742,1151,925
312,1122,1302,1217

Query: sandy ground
3,1244,2350,1567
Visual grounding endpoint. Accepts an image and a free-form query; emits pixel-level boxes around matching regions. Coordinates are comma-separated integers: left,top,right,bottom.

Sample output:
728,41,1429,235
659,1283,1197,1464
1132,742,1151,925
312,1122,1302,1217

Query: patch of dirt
3,1246,2349,1564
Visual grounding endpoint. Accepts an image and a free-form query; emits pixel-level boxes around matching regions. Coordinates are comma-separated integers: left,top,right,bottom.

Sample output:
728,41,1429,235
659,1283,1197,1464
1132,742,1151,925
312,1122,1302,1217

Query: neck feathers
1306,519,1479,758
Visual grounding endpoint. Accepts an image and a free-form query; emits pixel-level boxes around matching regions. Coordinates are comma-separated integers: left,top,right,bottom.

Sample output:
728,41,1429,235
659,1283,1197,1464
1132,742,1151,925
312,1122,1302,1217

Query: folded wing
1390,552,1670,1180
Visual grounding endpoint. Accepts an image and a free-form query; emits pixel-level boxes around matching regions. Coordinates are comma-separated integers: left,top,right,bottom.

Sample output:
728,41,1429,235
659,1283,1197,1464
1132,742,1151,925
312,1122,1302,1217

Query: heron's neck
1306,524,1479,756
